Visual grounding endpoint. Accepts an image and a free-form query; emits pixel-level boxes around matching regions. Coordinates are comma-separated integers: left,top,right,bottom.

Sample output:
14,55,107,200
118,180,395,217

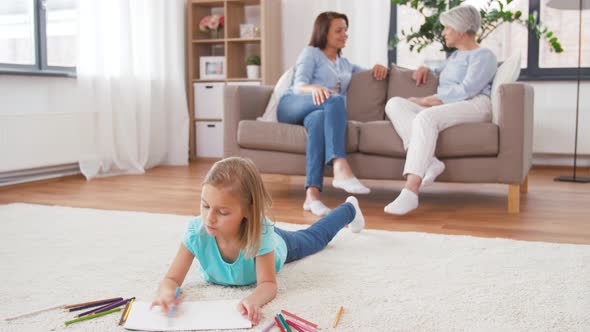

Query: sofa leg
508,184,520,214
520,175,528,194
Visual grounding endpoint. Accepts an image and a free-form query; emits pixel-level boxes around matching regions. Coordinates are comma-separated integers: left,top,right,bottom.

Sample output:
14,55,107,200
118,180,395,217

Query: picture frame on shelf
239,24,256,39
200,56,226,79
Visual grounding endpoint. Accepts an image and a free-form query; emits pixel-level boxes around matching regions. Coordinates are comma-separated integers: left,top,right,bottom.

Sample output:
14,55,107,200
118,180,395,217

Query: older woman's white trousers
384,95,492,178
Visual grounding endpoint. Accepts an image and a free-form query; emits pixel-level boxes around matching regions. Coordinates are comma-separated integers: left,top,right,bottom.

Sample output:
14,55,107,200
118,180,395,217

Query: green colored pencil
64,307,122,326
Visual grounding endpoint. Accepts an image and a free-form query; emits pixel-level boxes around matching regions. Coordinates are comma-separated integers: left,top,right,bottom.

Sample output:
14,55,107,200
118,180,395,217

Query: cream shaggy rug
0,203,589,332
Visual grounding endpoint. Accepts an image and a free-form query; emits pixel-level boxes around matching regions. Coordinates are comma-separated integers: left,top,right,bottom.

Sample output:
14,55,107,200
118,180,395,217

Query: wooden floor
1,161,589,245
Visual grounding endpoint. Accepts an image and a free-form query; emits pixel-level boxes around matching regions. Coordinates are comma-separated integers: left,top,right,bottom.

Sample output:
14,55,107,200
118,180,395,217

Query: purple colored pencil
76,298,130,318
261,319,276,332
68,297,123,312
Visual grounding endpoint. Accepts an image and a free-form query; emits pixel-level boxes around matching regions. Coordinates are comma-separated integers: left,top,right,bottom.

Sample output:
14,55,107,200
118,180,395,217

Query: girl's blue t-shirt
182,216,288,286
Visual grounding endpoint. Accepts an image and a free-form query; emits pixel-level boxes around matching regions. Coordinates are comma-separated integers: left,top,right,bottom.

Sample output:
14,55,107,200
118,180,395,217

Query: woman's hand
310,85,333,105
371,64,388,81
408,95,443,107
237,298,262,325
412,66,430,86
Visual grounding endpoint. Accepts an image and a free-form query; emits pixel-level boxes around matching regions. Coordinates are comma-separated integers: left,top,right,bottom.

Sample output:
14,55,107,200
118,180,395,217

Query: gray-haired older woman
384,5,498,215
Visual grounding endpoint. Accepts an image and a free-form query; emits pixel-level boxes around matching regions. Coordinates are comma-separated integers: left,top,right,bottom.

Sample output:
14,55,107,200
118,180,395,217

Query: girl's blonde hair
203,157,272,258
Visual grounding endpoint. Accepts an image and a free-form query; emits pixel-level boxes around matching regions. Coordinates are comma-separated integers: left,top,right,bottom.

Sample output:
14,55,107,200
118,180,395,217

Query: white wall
0,76,93,173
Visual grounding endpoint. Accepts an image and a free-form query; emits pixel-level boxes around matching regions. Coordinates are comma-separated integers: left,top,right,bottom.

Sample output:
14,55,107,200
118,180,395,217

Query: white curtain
77,0,189,179
282,0,391,70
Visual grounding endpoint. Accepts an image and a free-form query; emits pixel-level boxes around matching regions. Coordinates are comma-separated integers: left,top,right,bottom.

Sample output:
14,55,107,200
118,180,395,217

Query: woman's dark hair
309,11,348,56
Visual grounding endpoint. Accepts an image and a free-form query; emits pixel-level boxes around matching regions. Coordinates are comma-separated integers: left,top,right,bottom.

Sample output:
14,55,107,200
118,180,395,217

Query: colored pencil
260,319,276,332
118,298,135,325
67,297,123,312
64,307,122,326
332,306,344,328
281,309,318,328
77,298,128,317
64,297,122,310
286,319,318,332
277,313,292,332
3,304,65,321
286,320,305,332
274,316,286,332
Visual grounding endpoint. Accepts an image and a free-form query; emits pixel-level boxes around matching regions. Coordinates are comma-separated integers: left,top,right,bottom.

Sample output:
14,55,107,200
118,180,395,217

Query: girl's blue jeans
274,203,355,263
277,93,348,191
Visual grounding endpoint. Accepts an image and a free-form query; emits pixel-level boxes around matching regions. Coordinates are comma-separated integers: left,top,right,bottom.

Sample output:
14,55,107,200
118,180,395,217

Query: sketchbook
124,300,252,331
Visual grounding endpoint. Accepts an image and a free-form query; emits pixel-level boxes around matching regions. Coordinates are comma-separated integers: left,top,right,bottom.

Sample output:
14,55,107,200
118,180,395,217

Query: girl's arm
237,251,277,325
151,244,194,313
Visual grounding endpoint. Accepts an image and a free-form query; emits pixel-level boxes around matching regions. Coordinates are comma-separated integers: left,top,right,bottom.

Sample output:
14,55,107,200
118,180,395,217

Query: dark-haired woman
277,11,388,216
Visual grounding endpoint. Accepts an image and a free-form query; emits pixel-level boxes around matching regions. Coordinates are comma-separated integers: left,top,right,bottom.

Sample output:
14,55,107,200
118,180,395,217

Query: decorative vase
246,65,260,79
210,28,223,39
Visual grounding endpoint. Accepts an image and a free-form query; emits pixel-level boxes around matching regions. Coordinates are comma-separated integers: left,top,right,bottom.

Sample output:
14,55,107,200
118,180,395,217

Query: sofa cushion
358,121,406,157
358,121,499,158
237,120,360,154
346,70,388,122
387,64,438,100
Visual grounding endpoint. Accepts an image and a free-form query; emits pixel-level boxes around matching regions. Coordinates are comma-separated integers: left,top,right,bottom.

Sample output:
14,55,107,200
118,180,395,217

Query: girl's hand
237,298,262,325
412,66,430,86
311,85,332,105
151,286,184,315
371,64,388,81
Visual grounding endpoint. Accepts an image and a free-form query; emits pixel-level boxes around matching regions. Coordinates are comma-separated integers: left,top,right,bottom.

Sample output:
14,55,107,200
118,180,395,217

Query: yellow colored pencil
332,306,344,328
118,298,134,325
123,299,134,321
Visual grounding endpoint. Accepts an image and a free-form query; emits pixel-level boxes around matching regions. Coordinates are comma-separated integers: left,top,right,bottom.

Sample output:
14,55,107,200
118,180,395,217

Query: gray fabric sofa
224,65,533,213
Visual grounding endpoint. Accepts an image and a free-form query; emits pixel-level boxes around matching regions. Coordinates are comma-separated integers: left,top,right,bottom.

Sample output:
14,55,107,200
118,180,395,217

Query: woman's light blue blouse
287,46,364,96
428,47,497,104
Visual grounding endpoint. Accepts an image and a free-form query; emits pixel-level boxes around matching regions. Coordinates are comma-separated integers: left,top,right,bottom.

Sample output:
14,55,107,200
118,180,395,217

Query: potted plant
246,55,261,79
390,0,563,55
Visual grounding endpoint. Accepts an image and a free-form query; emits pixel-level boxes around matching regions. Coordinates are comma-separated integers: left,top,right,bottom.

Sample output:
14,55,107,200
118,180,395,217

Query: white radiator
0,112,91,182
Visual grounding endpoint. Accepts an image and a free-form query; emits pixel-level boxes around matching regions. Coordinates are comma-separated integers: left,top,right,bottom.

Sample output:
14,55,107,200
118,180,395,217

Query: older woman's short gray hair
439,5,481,35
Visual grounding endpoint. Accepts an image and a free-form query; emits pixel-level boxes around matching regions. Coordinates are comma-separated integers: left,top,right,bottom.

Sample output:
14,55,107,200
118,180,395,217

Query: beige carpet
1,203,589,332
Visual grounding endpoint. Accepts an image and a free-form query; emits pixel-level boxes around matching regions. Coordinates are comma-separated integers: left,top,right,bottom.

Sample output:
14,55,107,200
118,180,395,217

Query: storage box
194,82,225,120
196,121,224,158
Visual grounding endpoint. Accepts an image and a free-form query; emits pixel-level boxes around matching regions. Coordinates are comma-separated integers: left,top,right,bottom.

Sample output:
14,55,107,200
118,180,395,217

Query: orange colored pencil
332,306,344,328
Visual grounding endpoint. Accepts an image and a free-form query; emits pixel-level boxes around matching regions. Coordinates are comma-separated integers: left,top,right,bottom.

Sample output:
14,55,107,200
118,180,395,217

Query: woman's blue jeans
277,93,348,191
274,203,355,263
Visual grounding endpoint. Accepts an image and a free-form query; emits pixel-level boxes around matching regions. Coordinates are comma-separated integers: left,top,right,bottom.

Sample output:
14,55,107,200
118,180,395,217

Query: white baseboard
0,163,81,187
533,153,590,167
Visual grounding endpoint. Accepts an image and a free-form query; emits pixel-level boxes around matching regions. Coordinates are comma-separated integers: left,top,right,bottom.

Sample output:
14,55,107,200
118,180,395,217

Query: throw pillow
257,67,294,122
387,64,438,101
490,53,521,124
346,70,388,122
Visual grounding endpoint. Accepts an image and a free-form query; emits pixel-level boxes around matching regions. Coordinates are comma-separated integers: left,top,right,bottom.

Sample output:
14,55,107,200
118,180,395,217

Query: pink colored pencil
286,320,305,332
281,309,318,328
286,319,318,332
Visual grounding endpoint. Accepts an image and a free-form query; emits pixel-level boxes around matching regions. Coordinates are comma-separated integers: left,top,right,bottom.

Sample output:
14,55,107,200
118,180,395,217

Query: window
389,0,590,80
538,0,589,68
0,0,77,76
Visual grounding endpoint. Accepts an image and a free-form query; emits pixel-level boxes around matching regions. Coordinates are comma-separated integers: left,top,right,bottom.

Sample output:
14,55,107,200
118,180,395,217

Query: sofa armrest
224,85,274,157
497,82,534,183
